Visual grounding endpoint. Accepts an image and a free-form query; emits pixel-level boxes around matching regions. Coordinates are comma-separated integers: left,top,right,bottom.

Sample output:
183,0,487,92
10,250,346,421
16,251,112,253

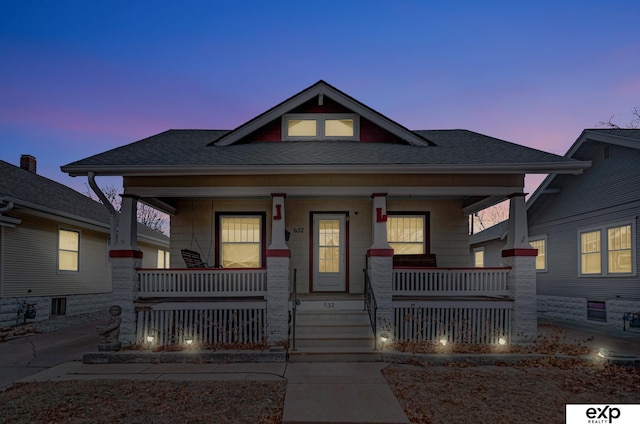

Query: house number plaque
293,227,304,233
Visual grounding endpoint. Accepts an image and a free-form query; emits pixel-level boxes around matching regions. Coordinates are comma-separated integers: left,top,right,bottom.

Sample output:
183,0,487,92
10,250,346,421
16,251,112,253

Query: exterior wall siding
170,197,471,294
171,198,271,269
1,213,111,298
530,144,640,223
529,143,640,326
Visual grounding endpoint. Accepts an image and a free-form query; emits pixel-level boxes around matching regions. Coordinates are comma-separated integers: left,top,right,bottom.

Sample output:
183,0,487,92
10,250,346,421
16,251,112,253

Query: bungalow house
61,81,589,357
470,129,640,329
0,155,169,327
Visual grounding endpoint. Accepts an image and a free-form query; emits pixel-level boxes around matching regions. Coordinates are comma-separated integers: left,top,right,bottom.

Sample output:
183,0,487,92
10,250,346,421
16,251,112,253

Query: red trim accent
371,193,388,198
367,248,395,257
502,248,538,257
109,250,143,259
274,204,282,220
271,193,287,198
266,249,291,257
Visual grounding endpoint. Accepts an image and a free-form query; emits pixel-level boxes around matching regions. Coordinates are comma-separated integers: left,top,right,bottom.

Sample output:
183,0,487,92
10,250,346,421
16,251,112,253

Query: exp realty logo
566,404,640,424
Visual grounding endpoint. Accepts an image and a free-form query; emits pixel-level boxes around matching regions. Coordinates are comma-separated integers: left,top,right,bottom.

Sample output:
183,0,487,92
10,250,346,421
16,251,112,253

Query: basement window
51,297,67,317
283,114,358,140
587,301,606,322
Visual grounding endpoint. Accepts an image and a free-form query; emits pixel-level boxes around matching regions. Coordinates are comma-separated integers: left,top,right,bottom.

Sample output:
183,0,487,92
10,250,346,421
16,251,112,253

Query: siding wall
529,143,640,322
170,197,469,294
1,212,112,298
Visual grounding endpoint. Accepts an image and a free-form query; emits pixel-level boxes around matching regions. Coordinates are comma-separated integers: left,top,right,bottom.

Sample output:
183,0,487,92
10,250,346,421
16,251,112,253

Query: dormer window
283,114,359,140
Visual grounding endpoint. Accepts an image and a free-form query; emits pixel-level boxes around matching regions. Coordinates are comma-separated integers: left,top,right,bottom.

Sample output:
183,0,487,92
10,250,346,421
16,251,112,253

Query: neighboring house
61,81,589,355
0,155,169,327
470,129,640,328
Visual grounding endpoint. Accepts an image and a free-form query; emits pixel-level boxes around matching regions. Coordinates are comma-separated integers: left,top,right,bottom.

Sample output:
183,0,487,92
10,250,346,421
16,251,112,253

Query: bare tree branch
84,183,168,235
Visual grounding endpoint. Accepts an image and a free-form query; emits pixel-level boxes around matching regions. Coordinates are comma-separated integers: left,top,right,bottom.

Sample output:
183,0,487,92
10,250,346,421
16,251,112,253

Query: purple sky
1,1,639,197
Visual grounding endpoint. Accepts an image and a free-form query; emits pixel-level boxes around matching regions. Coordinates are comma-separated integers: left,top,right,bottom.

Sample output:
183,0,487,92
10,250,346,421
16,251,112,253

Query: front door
312,213,347,292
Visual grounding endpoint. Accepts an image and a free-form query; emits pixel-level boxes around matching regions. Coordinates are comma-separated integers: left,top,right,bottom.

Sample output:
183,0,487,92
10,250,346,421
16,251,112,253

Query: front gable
212,80,434,147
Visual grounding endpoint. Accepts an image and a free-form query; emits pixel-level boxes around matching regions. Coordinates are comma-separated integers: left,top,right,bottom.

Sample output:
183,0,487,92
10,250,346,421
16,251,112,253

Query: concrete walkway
4,315,639,423
18,361,410,423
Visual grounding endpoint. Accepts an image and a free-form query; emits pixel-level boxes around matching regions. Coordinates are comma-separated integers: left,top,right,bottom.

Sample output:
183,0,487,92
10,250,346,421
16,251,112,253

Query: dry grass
0,380,286,424
383,359,640,424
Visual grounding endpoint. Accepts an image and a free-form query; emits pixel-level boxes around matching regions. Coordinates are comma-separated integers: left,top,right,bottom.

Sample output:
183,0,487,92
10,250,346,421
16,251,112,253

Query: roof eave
62,161,591,177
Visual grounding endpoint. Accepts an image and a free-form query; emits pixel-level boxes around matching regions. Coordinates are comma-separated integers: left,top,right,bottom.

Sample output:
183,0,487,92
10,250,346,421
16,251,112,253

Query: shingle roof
62,129,586,176
469,220,508,244
1,159,110,224
0,159,168,243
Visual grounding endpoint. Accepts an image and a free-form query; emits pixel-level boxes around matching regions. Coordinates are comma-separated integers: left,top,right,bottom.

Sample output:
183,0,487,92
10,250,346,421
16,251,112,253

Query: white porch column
109,195,142,346
266,193,290,344
367,193,394,345
502,193,537,343
371,193,391,250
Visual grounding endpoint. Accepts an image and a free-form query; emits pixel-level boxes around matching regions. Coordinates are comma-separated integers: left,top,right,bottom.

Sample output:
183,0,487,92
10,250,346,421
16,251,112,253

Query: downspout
88,172,118,247
0,197,14,213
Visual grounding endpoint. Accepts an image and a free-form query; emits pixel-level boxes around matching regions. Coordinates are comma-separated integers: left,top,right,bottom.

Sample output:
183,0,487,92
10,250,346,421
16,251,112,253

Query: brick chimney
20,155,37,174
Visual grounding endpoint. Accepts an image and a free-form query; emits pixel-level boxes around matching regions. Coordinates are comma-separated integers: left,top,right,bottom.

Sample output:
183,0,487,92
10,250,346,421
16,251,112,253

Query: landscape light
439,337,448,346
185,338,193,345
146,335,155,344
498,337,507,346
598,348,610,358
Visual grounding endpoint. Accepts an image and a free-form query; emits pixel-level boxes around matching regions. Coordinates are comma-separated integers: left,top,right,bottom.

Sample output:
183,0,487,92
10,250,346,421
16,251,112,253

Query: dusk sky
1,0,639,198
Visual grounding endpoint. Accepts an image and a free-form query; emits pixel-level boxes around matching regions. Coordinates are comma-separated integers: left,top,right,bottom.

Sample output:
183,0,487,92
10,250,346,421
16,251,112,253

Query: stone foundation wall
537,295,640,328
537,295,586,322
0,293,111,328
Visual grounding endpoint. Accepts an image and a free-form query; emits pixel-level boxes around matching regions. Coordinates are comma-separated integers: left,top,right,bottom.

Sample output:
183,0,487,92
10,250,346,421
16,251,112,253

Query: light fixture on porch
379,332,390,349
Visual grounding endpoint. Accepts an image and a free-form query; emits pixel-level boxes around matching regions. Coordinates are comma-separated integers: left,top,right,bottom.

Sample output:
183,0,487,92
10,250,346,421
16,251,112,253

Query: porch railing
138,268,267,298
393,267,510,297
363,268,378,350
393,300,512,344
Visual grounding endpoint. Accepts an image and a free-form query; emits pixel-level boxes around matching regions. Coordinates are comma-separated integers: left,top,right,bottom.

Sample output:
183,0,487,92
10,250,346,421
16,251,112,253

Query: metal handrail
363,268,378,350
291,269,298,351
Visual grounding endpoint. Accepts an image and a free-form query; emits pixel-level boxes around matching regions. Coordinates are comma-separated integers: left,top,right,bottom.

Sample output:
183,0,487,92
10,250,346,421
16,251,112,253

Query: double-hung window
579,222,634,276
473,247,485,267
59,228,80,271
283,114,359,140
218,214,265,268
386,214,428,255
157,250,170,269
529,236,547,271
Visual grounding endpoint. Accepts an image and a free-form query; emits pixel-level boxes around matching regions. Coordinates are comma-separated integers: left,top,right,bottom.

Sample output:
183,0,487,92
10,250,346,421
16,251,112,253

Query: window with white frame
473,248,485,267
59,228,80,271
219,215,263,268
608,225,632,274
157,249,170,269
579,222,635,276
283,114,358,140
386,215,426,255
530,236,547,271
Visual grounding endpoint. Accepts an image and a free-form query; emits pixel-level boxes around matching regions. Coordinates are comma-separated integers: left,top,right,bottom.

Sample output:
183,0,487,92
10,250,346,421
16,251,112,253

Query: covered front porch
108,191,536,354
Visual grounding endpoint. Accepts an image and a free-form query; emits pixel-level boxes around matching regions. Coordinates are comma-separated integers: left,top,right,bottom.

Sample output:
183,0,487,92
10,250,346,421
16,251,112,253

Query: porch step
290,306,378,362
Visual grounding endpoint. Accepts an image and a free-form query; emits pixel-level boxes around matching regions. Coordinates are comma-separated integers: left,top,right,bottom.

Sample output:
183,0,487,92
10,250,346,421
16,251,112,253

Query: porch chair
180,249,212,268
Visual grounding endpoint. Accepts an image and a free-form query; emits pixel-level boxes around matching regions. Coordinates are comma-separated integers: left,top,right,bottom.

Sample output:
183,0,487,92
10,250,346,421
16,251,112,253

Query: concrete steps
289,296,380,362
